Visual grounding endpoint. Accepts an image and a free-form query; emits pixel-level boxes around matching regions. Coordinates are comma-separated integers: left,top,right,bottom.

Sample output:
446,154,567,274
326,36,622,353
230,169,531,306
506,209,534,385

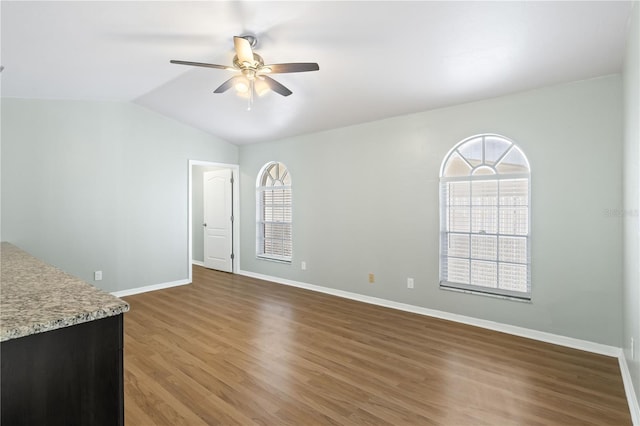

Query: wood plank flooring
123,266,631,425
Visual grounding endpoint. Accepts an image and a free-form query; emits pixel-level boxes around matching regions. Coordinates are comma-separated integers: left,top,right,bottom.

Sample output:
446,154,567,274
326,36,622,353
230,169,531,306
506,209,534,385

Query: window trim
256,162,293,263
439,134,531,300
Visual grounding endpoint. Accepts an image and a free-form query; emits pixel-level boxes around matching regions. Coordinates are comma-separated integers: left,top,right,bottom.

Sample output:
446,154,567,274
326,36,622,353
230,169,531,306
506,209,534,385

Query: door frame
188,160,240,282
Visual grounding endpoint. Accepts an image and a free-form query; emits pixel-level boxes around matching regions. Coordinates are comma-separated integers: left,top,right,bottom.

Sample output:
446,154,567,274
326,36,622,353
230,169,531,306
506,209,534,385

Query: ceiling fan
170,35,319,109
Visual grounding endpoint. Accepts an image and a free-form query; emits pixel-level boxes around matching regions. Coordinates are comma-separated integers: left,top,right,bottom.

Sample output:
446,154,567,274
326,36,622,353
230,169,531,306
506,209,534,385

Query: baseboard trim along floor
111,278,190,298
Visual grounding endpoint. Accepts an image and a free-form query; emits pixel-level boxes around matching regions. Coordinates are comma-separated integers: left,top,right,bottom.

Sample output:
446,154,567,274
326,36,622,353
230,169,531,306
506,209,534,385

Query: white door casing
203,169,233,272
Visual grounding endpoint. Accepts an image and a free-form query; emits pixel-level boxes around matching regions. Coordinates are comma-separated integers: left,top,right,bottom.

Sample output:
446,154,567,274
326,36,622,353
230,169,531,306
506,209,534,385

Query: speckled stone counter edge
1,242,129,342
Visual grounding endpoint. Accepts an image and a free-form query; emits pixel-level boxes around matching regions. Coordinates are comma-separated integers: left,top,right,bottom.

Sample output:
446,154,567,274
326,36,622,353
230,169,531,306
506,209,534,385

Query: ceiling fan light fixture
255,80,270,97
234,81,249,93
170,33,319,107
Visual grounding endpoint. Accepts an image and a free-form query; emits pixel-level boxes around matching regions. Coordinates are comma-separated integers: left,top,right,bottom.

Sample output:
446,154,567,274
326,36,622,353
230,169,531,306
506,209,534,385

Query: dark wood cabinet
1,314,124,426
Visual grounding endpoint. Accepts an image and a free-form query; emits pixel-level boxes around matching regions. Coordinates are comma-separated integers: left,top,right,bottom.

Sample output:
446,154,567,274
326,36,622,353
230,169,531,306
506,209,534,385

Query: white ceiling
1,1,634,145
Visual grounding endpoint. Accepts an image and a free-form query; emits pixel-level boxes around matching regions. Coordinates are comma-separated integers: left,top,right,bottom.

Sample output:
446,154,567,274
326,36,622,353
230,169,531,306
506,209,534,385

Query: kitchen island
0,242,130,426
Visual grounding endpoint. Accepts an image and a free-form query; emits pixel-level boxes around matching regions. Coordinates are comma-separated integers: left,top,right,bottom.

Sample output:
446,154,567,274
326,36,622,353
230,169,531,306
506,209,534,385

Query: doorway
188,160,240,281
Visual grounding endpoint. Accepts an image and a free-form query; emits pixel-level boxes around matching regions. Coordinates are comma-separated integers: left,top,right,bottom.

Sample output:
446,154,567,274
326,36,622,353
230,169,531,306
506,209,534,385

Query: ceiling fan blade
261,76,292,97
234,36,254,65
170,60,232,70
262,63,320,74
214,76,244,93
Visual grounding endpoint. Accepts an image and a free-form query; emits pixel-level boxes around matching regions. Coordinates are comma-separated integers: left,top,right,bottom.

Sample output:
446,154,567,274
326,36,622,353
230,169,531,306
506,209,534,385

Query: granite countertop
0,242,129,342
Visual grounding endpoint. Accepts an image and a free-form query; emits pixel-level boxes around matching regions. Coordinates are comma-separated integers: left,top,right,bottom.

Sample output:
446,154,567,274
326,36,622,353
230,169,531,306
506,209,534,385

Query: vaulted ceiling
1,1,634,145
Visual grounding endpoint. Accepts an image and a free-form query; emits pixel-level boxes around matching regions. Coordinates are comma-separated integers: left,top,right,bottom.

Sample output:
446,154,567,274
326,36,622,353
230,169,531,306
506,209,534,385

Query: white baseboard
191,260,205,267
619,352,640,425
111,278,191,298
237,269,620,357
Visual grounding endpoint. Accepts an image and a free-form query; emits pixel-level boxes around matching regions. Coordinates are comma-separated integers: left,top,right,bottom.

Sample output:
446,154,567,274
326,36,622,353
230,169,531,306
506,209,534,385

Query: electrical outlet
94,270,103,281
407,278,414,289
301,261,307,271
368,273,375,284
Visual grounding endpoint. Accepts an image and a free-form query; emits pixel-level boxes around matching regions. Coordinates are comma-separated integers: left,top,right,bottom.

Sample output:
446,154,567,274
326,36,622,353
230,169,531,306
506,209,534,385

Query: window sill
256,255,292,265
439,283,531,303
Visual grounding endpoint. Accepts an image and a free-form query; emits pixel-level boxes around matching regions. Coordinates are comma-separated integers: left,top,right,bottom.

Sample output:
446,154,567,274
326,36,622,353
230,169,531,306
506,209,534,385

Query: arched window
440,134,531,300
256,162,292,262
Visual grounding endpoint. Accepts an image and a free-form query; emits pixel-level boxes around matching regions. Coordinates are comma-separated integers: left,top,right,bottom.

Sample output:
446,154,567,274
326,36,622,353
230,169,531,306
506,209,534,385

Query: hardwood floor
123,266,631,425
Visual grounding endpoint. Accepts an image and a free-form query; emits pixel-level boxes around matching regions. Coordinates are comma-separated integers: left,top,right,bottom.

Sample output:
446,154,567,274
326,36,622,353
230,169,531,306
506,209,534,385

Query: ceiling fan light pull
247,79,255,111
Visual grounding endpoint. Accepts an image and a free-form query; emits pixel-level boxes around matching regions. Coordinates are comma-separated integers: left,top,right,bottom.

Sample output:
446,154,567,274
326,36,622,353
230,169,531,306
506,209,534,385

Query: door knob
203,223,207,227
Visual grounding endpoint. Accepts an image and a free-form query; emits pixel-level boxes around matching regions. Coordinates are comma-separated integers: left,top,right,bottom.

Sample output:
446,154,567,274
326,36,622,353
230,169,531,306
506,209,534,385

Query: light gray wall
1,99,238,293
623,3,640,409
239,75,623,347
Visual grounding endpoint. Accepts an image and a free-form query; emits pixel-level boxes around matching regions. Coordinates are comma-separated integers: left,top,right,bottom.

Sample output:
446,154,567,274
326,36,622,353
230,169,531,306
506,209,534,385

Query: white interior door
203,169,233,272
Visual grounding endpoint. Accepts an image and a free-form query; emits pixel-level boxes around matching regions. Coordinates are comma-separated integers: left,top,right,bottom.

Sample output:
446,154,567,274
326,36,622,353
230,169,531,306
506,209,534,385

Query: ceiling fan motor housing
233,52,264,70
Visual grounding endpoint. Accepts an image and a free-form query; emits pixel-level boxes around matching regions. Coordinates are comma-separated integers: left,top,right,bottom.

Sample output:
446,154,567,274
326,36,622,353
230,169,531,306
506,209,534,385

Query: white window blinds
257,162,292,262
440,135,531,299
